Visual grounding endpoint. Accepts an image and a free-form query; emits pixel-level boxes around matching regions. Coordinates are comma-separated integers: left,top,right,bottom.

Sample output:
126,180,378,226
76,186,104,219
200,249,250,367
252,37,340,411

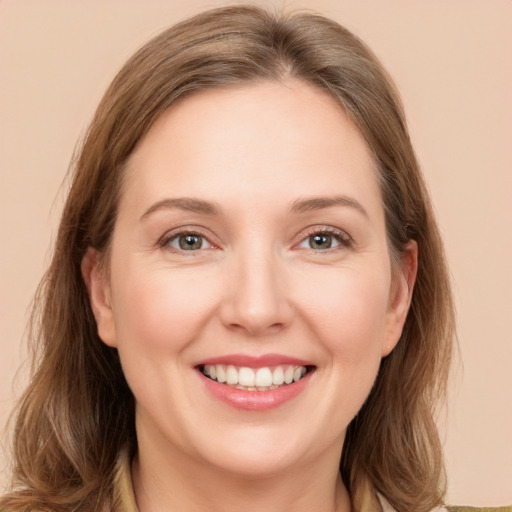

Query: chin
204,447,305,480
188,422,331,480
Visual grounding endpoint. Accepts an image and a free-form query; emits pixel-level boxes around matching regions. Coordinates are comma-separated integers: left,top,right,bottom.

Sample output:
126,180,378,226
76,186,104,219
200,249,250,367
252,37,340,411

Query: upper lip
194,353,314,368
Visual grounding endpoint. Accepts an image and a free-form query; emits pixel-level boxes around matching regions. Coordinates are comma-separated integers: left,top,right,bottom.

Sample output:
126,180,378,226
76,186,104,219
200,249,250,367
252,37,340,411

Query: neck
132,432,351,512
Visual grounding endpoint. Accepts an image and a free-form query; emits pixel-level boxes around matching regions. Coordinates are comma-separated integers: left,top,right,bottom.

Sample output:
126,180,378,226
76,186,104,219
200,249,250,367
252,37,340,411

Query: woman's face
86,81,415,478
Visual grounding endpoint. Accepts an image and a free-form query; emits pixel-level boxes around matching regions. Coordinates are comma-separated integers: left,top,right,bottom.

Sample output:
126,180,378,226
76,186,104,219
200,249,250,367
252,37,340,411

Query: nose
219,248,294,337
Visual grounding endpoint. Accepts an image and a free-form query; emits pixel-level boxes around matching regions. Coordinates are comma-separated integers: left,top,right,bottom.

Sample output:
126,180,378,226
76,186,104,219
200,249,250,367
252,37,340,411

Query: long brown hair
1,6,454,512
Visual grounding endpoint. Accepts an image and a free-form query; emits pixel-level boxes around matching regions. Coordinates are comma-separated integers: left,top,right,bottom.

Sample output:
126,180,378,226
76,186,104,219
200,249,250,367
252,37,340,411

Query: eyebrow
289,195,369,218
140,197,221,220
140,194,369,220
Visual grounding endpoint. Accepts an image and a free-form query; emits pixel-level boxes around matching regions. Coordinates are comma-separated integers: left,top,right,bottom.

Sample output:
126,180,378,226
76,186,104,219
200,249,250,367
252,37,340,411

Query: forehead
122,80,381,217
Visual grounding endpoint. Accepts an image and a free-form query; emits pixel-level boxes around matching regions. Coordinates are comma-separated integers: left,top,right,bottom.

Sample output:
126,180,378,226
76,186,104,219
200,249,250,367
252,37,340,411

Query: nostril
218,270,294,335
226,320,286,337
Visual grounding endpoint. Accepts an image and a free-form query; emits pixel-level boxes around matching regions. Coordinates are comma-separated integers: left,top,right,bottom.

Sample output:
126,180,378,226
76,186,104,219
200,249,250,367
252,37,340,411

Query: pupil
180,235,202,250
311,234,331,249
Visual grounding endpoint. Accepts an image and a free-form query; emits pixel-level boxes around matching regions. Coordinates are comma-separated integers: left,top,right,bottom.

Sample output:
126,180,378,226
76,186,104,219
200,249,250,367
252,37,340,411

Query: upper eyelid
158,226,217,248
157,224,353,249
295,225,353,243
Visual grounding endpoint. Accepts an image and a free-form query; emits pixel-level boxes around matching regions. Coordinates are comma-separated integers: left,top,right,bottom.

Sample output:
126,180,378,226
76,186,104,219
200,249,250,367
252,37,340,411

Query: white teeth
238,367,255,387
202,364,310,390
216,365,227,383
293,366,306,382
272,366,285,385
226,365,238,385
255,367,273,387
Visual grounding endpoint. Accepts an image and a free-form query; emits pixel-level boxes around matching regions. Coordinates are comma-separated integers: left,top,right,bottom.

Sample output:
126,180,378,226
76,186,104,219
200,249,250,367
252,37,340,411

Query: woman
1,5,503,512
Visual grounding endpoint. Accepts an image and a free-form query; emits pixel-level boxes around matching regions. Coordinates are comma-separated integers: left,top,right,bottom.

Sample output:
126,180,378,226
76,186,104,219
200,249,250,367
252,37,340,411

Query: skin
83,80,417,512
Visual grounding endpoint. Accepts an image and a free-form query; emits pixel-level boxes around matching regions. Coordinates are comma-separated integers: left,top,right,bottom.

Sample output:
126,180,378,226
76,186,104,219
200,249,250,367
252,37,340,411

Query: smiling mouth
198,364,315,391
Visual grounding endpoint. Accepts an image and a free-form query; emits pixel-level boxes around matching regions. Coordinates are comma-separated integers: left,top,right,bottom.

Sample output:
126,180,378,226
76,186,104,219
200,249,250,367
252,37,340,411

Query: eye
165,232,214,251
296,228,352,251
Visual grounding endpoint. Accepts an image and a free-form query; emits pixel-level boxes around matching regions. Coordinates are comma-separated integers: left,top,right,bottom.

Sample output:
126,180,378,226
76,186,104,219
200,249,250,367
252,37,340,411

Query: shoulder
379,494,511,512
446,507,512,512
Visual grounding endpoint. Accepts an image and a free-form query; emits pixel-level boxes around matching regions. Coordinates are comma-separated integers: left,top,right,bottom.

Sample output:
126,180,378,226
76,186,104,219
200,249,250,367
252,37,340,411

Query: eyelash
297,226,353,252
158,228,215,253
158,226,353,253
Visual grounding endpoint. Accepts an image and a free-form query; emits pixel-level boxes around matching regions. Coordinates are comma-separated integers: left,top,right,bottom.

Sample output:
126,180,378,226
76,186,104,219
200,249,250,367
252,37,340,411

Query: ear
382,240,418,357
81,247,117,347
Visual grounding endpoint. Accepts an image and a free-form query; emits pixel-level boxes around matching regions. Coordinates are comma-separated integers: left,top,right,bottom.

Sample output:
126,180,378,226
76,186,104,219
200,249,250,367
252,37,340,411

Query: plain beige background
1,0,511,506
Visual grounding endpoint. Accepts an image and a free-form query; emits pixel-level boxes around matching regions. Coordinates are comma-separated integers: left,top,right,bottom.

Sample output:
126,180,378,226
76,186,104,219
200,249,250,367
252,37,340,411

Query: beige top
111,450,510,512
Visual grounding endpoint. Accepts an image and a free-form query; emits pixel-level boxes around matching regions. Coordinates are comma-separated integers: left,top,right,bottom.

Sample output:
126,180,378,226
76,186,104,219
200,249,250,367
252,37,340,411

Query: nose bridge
221,239,292,335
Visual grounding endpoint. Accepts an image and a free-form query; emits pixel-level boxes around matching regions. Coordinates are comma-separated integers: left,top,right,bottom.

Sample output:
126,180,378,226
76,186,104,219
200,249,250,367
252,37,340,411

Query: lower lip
199,371,312,411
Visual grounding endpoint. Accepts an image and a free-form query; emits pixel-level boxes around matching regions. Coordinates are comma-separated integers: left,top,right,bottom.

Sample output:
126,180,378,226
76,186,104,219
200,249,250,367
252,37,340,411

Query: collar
112,448,138,512
111,448,447,512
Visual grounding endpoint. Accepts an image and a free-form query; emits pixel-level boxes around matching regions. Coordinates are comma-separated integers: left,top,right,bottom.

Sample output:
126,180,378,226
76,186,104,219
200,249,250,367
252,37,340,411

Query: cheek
287,264,392,439
110,264,220,355
295,262,391,378
303,267,389,338
327,275,390,413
